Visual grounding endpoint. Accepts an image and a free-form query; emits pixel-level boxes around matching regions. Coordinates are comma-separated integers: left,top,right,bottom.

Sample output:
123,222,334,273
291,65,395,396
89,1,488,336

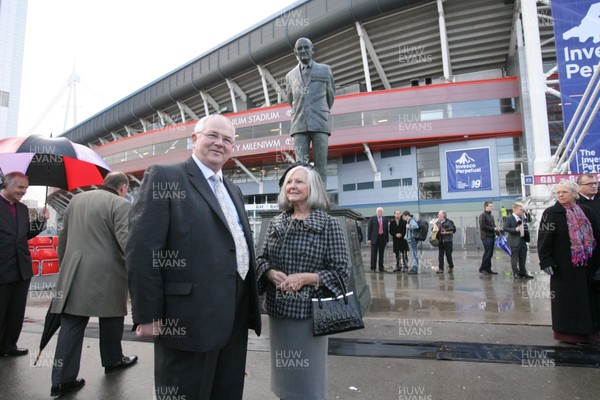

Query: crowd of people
363,179,600,346
1,114,600,399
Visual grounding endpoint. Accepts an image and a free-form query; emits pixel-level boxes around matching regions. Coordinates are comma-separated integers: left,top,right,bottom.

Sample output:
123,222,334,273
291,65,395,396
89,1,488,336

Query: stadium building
55,0,562,245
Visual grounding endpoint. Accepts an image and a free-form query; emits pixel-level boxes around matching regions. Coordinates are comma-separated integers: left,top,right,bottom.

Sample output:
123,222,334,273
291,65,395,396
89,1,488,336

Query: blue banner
446,148,492,192
551,1,600,173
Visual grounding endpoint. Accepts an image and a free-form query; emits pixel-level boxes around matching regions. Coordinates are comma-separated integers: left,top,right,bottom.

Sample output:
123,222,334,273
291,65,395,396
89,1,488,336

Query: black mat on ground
327,338,600,368
77,324,600,368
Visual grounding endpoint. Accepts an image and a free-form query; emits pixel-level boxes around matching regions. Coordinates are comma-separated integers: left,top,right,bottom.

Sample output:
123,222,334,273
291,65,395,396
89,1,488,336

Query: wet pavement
2,246,600,399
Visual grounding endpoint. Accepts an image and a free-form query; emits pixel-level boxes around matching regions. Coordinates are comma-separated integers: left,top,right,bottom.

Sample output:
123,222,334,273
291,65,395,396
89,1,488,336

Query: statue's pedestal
256,209,371,313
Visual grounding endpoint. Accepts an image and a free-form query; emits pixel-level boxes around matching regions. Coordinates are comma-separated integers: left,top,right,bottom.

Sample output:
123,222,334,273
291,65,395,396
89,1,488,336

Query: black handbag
311,271,364,336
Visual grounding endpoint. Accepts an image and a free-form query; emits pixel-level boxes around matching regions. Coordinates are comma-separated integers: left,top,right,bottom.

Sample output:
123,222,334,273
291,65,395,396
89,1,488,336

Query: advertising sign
551,1,600,173
446,148,492,192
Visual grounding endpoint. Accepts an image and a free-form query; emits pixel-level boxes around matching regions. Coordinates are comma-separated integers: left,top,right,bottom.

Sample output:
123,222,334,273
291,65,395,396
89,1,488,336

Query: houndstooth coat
256,209,349,319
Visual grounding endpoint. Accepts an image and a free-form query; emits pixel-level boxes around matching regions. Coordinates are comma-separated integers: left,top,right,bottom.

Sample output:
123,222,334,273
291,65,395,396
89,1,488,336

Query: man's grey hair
576,173,596,185
3,171,28,186
278,165,329,211
193,114,236,136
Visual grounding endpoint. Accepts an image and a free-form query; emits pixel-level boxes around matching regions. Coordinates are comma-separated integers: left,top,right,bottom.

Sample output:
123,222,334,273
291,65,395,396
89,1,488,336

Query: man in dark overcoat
0,172,47,357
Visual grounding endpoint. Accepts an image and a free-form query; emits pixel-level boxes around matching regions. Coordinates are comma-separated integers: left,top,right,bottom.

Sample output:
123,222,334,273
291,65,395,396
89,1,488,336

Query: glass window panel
382,179,401,188
381,149,400,158
357,181,374,190
417,146,440,200
356,153,368,162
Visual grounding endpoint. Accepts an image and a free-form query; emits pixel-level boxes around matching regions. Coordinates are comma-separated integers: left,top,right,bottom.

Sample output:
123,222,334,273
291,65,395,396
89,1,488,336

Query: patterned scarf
564,203,596,267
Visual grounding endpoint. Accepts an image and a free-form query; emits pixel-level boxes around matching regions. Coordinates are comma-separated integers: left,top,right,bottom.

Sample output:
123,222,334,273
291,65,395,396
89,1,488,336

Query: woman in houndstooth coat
256,163,348,400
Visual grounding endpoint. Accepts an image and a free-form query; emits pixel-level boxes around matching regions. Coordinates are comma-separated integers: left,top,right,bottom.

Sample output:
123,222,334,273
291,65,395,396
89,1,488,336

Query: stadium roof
61,0,556,146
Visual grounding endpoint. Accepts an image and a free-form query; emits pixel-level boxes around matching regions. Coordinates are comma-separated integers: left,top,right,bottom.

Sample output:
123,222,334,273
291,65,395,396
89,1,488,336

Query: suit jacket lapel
184,159,230,230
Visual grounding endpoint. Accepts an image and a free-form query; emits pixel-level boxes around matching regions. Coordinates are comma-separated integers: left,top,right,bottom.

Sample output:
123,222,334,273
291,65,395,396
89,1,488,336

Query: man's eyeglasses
580,182,598,186
196,131,235,147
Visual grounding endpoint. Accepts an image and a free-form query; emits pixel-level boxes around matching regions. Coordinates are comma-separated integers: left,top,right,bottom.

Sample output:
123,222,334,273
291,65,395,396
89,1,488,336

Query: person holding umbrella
0,171,48,357
503,203,533,280
50,172,137,398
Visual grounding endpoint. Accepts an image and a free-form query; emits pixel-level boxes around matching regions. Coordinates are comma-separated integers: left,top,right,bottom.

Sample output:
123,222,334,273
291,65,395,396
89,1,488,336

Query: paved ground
2,247,599,400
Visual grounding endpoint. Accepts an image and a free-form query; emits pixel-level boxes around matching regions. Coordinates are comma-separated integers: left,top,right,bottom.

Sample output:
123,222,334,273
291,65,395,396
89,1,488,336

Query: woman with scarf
538,179,600,344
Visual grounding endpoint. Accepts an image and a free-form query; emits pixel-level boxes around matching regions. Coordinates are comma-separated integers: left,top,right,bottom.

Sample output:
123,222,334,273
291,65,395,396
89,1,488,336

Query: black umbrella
33,299,61,366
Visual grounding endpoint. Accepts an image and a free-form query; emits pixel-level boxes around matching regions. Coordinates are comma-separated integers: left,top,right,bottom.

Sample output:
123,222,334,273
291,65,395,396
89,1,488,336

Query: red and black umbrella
0,135,110,192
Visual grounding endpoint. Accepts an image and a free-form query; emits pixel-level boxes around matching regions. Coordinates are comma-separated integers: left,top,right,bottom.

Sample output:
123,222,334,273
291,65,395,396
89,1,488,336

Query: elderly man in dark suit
367,207,389,272
285,37,335,185
0,172,48,357
127,114,261,400
50,172,135,397
503,203,533,280
576,173,600,225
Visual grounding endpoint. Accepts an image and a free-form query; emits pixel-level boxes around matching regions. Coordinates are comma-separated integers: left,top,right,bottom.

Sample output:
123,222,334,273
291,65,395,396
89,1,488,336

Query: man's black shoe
521,274,534,280
105,355,138,373
1,347,28,357
489,271,498,275
480,271,492,276
51,379,85,397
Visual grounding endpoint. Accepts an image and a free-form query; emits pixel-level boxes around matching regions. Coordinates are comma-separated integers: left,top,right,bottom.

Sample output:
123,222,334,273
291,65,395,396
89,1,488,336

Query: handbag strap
315,270,349,306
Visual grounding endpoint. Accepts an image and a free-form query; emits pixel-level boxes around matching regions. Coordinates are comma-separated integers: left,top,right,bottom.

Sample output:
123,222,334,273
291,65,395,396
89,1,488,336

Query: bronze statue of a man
285,37,335,185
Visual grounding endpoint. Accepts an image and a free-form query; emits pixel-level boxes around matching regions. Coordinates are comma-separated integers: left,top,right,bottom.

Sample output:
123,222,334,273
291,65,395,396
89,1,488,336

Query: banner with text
551,1,600,173
446,148,492,192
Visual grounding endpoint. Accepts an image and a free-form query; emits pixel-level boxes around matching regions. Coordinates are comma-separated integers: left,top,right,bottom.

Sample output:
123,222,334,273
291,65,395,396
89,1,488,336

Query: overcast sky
18,0,298,138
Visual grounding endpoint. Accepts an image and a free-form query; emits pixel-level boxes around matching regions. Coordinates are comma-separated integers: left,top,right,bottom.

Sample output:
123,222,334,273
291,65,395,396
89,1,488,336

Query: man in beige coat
50,172,137,398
